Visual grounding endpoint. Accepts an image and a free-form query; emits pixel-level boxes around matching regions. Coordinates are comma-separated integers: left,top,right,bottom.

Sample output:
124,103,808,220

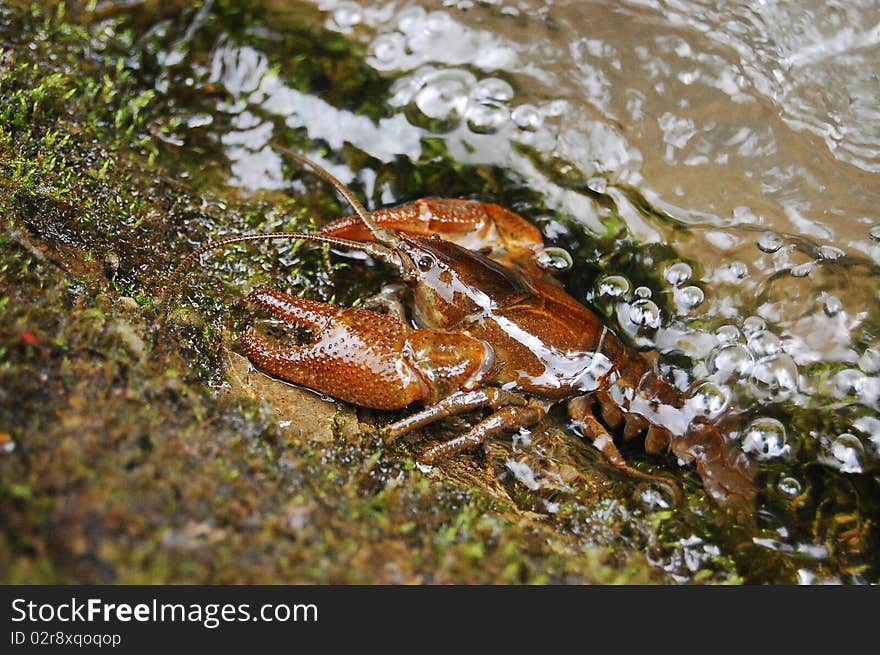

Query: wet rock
223,349,360,444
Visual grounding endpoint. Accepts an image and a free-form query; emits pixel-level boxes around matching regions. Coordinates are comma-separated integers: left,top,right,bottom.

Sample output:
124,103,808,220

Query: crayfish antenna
270,143,402,249
159,231,402,311
159,146,408,320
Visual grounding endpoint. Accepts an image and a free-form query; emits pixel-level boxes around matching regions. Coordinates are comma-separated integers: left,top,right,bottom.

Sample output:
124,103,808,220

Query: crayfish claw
245,289,336,331
240,291,425,410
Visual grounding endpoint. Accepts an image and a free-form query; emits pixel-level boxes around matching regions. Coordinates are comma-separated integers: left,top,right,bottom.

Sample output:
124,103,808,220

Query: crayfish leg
645,424,672,454
418,400,547,465
569,397,682,506
676,424,757,509
597,390,625,431
362,283,409,324
384,388,528,443
622,413,649,442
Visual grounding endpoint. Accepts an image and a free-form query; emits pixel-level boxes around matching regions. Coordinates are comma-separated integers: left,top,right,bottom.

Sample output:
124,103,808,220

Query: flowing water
5,0,880,583
192,0,880,582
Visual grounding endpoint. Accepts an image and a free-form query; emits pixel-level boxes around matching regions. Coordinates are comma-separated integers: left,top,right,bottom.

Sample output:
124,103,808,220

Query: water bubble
629,298,661,330
415,79,468,120
819,294,843,316
817,245,844,261
757,231,783,253
828,433,865,473
465,78,514,134
777,476,802,498
741,417,789,460
870,225,880,241
747,329,781,357
423,10,452,36
397,5,426,32
832,368,867,398
511,104,543,131
665,262,692,286
597,275,630,298
587,176,608,194
332,1,363,29
750,353,799,396
857,347,880,374
465,101,509,134
790,262,813,277
726,260,749,280
688,381,730,418
742,316,765,335
370,33,406,67
707,343,754,379
471,78,514,103
857,376,880,409
715,325,740,344
634,286,652,299
535,246,573,272
675,285,704,310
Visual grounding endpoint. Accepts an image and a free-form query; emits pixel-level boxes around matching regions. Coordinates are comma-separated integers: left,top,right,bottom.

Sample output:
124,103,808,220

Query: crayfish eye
417,256,433,272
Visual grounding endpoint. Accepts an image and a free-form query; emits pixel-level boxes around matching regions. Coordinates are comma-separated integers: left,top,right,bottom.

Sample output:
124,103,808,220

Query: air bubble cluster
388,66,553,139
595,277,663,346
705,319,798,398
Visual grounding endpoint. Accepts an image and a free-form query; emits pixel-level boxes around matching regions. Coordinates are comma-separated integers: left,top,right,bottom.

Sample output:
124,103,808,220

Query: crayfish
166,146,756,516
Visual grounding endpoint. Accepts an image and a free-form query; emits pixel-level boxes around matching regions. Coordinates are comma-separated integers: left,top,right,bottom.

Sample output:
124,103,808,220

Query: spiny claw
241,289,423,410
246,289,337,331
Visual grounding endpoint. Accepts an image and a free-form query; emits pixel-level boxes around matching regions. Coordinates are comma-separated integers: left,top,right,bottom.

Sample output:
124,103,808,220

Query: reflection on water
142,0,880,581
